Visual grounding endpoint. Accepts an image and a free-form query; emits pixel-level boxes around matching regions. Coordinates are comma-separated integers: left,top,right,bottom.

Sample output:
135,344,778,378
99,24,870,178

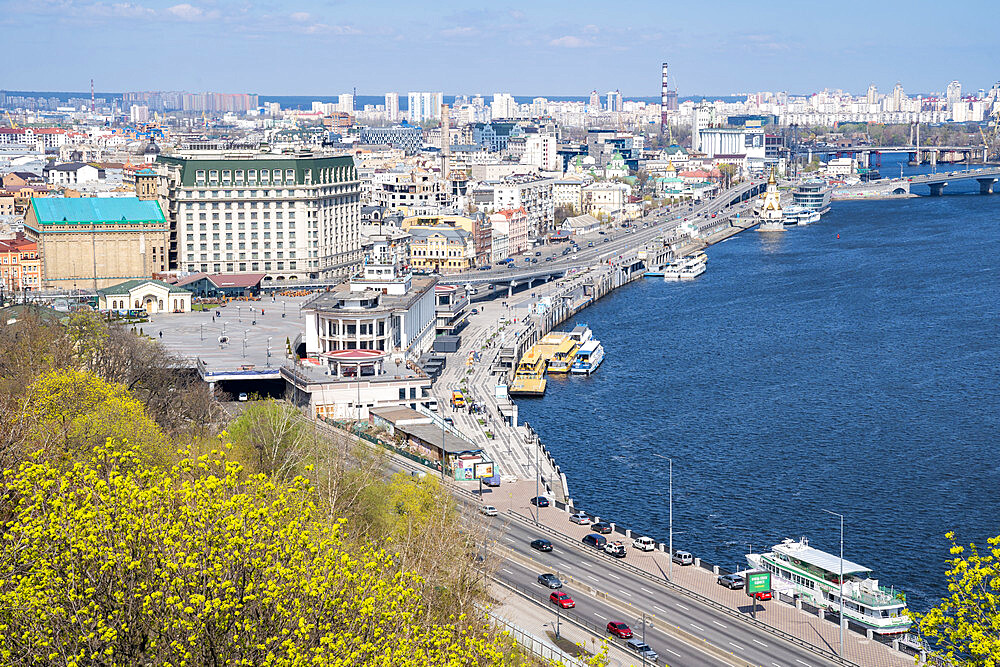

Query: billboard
473,462,495,479
746,570,771,596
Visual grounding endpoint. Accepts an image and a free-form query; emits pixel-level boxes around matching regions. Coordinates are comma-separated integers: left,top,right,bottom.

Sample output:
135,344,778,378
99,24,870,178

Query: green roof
96,279,191,296
31,198,165,226
156,154,356,188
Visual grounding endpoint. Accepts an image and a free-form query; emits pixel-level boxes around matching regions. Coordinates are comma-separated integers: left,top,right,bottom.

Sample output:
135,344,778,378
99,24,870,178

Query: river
516,155,1000,612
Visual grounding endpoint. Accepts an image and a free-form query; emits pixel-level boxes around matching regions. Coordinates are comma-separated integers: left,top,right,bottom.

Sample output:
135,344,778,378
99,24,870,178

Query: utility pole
823,509,845,659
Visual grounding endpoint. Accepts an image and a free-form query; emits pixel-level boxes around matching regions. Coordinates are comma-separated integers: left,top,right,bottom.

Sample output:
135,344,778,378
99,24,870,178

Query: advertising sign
746,570,771,596
474,462,495,479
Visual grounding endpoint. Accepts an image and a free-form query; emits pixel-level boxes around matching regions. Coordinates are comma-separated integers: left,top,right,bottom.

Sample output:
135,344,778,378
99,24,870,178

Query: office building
156,151,362,282
359,125,423,154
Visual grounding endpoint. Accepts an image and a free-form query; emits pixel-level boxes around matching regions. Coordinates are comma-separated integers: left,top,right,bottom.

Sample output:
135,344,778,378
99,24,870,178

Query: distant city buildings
407,92,443,123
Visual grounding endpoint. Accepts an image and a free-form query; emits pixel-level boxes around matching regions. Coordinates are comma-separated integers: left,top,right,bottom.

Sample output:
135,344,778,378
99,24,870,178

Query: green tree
911,531,1000,666
227,399,314,481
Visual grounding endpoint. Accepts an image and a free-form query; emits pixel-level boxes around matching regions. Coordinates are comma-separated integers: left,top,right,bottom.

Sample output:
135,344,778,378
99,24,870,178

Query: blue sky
1,0,997,97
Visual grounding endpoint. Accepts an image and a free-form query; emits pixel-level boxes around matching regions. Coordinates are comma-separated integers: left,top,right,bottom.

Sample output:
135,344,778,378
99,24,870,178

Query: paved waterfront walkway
479,479,916,667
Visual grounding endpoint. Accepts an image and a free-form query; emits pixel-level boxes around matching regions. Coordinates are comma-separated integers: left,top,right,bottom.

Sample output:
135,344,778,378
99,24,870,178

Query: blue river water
517,157,1000,613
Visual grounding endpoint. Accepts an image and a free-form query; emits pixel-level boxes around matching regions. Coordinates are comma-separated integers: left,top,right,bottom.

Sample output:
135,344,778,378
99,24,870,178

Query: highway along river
517,160,1000,613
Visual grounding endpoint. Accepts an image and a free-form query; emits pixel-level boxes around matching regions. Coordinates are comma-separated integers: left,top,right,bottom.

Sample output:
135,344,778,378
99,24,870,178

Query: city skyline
1,0,998,97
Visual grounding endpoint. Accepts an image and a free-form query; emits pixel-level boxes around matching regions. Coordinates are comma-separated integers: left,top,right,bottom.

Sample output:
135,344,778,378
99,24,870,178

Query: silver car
626,639,658,662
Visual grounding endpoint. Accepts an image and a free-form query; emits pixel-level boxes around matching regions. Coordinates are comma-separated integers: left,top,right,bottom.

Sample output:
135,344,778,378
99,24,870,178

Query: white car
569,512,592,525
632,536,656,552
480,505,497,517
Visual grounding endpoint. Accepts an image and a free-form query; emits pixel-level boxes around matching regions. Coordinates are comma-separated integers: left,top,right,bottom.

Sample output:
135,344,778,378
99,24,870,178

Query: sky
1,0,998,98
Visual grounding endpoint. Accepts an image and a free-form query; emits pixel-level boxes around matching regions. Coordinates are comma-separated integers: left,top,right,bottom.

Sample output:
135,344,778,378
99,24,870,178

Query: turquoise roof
31,198,165,226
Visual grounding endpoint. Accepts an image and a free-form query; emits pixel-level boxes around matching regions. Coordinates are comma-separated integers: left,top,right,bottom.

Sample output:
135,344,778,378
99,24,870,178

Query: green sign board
746,570,771,595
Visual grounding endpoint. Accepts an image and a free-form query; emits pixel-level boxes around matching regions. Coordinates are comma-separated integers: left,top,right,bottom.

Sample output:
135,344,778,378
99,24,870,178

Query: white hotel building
156,151,362,282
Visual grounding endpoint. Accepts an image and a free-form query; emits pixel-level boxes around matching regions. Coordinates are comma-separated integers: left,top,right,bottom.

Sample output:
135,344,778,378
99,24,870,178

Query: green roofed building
155,150,362,283
24,197,168,290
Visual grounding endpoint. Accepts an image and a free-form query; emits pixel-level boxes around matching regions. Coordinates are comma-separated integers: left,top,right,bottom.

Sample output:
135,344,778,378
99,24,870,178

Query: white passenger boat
663,252,707,281
570,339,604,375
746,537,911,635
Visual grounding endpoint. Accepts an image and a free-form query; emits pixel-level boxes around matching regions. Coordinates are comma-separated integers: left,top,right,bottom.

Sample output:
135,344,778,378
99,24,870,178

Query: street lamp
651,453,673,580
823,509,845,659
266,336,272,367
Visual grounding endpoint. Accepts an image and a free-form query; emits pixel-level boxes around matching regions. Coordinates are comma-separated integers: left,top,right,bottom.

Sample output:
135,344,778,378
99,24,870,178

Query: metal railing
485,607,585,667
506,509,858,667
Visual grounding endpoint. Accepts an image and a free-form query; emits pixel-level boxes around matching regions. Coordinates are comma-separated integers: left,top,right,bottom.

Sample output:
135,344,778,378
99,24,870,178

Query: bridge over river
835,166,1000,197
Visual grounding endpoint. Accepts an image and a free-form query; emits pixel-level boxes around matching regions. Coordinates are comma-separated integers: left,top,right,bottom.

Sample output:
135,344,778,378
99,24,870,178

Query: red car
607,621,632,638
753,591,773,601
549,591,575,608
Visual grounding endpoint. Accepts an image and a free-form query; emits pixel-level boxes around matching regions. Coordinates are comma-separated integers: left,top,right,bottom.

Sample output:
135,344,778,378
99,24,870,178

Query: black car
531,538,553,552
591,522,612,534
545,256,553,261
537,573,562,588
582,533,608,549
530,496,550,507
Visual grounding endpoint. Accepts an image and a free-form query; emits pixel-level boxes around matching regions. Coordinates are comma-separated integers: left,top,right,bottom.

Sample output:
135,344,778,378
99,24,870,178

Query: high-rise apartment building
866,84,878,105
946,80,962,104
385,92,400,122
491,93,517,119
156,151,362,282
407,92,443,123
606,90,622,113
588,90,601,110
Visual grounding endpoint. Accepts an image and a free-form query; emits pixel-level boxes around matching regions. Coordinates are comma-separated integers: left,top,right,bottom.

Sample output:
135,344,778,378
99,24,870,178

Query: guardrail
484,604,585,667
507,509,858,667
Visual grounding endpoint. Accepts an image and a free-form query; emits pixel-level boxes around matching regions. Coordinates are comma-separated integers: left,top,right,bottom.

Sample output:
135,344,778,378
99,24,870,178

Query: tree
227,399,314,481
19,368,165,462
0,442,520,666
911,531,1000,666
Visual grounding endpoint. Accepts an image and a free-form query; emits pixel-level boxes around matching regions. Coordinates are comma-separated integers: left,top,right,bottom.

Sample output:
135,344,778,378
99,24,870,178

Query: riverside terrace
145,295,311,398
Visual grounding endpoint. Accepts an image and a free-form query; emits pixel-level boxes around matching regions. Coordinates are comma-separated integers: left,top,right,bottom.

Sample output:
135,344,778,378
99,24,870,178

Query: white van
632,536,656,552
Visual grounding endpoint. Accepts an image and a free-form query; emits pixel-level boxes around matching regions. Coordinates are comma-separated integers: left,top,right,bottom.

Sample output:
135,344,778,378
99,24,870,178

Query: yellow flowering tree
19,369,165,461
0,442,521,666
912,531,1000,666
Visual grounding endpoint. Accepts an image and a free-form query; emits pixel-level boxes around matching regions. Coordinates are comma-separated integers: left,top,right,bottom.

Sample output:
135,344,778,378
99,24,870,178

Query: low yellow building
407,225,473,274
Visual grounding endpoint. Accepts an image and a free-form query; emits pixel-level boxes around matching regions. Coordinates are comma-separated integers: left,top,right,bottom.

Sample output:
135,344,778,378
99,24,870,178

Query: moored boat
570,339,605,375
746,537,911,635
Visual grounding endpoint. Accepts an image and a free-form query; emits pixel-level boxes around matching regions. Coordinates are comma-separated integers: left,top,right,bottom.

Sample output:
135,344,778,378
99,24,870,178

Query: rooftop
771,538,870,576
30,197,165,225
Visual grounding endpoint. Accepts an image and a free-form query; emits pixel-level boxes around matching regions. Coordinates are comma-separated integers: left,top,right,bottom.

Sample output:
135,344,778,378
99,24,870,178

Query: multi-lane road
489,512,845,667
442,179,765,288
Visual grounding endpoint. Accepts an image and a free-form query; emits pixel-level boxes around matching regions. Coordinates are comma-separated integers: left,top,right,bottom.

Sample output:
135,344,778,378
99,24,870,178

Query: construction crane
5,110,17,129
979,116,1000,162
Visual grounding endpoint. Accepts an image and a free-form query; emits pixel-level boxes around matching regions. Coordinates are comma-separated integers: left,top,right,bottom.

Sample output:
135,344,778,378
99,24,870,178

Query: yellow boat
546,336,579,374
509,345,547,396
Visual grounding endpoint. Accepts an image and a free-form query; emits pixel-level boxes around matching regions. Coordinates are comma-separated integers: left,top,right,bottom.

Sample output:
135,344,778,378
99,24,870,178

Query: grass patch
544,631,592,658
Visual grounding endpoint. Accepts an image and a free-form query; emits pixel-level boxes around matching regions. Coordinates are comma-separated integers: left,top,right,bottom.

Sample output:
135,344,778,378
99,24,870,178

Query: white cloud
290,11,310,22
549,35,591,48
441,25,477,37
165,3,216,21
582,24,599,34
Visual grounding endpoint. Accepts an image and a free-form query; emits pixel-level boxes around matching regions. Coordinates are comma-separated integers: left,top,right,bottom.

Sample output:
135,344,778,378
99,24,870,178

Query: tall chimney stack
440,103,451,181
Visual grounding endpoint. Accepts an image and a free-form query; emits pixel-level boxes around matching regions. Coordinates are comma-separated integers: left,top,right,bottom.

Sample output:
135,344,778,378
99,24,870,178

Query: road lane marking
653,605,667,613
729,642,744,651
593,612,607,620
675,602,690,611
689,623,705,632
753,639,768,647
502,569,515,575
606,573,621,580
796,660,812,667
587,575,599,582
619,590,632,597
666,649,681,657
640,586,654,594
712,620,727,628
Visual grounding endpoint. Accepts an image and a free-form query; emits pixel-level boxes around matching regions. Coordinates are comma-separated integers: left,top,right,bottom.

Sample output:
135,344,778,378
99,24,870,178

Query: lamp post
266,336,272,367
651,453,673,580
823,509,845,659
